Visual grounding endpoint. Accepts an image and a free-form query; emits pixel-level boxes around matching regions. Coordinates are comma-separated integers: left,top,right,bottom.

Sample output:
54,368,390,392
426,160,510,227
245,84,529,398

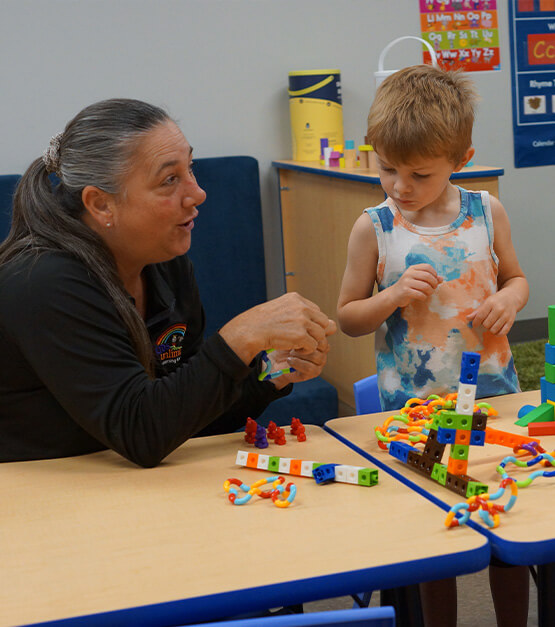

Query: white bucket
375,36,439,88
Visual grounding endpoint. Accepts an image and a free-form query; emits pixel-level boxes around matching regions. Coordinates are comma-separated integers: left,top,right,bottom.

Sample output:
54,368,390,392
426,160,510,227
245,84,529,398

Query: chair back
189,156,266,337
185,606,395,626
0,174,21,241
188,156,338,426
353,374,381,415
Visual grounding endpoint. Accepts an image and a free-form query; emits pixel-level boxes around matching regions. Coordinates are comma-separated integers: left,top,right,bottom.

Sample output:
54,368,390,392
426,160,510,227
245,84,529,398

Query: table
325,390,555,625
273,160,504,407
1,426,489,626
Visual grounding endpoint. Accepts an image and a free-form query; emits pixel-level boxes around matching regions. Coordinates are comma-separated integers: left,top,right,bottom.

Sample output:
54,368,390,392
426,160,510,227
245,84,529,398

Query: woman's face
107,121,206,270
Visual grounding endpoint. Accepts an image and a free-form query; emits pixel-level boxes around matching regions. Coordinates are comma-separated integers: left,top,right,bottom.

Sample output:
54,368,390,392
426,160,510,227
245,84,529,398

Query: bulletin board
419,1,501,72
509,0,555,168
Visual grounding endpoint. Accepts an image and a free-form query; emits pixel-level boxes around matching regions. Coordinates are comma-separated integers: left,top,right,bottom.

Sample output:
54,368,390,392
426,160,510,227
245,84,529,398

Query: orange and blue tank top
365,187,520,411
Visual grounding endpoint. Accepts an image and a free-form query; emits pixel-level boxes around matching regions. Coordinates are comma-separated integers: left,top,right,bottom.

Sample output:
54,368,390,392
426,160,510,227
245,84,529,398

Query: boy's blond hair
367,64,479,166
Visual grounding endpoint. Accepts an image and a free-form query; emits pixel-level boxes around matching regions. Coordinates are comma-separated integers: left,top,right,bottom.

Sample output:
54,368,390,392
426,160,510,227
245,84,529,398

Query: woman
0,99,335,467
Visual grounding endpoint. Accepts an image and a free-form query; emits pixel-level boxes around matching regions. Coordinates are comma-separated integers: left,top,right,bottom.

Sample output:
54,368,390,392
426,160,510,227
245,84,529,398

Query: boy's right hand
390,264,443,308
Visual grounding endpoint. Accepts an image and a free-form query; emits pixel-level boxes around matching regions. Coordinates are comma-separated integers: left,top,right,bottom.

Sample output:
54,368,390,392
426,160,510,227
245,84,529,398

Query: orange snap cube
247,453,259,468
290,460,302,475
447,457,468,475
455,430,470,445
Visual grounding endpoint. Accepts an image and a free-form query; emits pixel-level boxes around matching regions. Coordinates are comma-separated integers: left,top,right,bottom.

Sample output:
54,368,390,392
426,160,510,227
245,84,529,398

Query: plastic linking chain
497,450,555,488
258,350,295,381
374,394,497,450
223,475,297,508
445,478,518,529
445,445,555,529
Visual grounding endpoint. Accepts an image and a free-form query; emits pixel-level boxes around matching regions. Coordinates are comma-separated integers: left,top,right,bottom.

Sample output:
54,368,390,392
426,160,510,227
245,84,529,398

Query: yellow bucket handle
378,36,439,72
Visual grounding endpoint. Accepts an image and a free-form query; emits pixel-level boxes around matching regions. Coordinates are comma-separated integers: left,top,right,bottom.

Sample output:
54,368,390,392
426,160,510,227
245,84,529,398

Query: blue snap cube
437,427,457,444
312,463,338,484
470,429,486,446
389,441,415,463
460,351,481,385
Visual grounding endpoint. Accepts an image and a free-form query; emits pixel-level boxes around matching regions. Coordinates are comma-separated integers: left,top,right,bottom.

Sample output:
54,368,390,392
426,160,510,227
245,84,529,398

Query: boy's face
375,150,470,216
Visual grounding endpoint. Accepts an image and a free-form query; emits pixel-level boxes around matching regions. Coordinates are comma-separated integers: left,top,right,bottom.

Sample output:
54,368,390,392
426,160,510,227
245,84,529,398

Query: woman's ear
81,186,114,229
454,147,475,172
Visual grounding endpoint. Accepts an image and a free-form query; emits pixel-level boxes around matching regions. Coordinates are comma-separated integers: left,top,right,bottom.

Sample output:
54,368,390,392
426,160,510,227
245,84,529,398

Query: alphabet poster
508,0,555,168
419,1,501,72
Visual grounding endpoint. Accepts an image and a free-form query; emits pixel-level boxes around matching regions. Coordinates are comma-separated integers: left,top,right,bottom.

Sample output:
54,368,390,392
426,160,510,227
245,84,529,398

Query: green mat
511,339,547,392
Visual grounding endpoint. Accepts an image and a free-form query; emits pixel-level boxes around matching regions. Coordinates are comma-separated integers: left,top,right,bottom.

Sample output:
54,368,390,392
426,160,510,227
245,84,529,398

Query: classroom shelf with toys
272,157,504,408
273,159,503,191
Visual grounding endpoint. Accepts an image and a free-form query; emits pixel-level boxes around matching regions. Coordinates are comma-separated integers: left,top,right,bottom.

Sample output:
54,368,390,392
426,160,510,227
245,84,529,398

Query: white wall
0,0,552,319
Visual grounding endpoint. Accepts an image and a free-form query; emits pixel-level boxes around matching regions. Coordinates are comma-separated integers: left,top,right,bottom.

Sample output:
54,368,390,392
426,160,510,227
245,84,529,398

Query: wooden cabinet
273,160,503,407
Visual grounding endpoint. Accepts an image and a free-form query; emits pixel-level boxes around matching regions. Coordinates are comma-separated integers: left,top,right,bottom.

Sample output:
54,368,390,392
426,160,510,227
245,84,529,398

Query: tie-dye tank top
366,187,520,411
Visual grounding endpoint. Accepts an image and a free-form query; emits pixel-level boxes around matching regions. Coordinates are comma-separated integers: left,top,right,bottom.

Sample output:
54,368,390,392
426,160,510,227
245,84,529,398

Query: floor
313,402,539,625
304,567,539,625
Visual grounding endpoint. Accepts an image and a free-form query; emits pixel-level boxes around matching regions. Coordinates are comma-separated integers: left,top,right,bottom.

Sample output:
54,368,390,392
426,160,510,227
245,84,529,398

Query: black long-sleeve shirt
0,252,289,466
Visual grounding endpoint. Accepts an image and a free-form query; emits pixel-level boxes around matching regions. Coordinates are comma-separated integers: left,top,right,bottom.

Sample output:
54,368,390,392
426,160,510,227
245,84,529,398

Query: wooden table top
325,390,555,565
1,425,488,626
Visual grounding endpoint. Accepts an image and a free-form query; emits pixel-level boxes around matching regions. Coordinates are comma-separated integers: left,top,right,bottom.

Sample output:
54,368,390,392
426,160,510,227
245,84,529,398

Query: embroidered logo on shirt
155,324,187,365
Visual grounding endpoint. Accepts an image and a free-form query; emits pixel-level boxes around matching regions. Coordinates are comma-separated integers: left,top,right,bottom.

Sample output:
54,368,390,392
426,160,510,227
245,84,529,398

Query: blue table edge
323,422,555,567
24,545,489,626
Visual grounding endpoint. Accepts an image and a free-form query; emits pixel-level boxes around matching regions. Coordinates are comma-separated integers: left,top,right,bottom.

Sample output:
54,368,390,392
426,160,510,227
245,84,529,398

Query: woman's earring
106,222,111,227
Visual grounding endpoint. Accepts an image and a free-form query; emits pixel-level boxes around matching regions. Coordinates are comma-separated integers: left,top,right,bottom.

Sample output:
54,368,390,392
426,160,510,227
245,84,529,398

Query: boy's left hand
467,291,517,336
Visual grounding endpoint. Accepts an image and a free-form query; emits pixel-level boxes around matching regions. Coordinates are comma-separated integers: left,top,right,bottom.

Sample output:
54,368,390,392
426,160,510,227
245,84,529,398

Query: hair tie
42,132,64,175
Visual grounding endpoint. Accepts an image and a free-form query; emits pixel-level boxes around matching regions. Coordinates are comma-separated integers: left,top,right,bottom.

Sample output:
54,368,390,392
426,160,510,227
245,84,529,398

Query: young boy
338,65,528,411
337,65,530,627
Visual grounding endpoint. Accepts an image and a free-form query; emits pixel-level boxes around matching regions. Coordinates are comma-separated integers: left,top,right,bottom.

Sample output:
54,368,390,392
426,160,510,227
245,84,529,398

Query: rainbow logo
156,324,188,347
155,324,188,365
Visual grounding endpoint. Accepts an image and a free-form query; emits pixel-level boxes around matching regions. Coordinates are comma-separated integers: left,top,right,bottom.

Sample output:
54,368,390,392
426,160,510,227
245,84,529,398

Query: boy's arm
467,195,529,336
337,213,442,336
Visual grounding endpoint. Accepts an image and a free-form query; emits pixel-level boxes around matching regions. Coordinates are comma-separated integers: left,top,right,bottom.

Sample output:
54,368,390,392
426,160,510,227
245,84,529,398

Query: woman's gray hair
1,99,173,375
56,98,170,194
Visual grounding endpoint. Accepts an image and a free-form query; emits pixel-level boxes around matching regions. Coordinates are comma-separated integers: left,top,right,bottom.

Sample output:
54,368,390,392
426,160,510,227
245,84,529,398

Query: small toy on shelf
329,151,341,167
323,145,332,167
358,144,371,168
344,140,356,168
319,137,328,164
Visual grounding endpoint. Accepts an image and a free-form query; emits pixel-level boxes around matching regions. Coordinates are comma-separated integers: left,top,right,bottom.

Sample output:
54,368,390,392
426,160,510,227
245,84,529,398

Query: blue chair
185,606,395,626
190,156,337,427
0,174,21,241
353,374,381,415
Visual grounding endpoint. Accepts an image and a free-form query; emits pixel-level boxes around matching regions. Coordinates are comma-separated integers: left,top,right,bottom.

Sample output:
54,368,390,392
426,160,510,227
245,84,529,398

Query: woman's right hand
219,292,336,365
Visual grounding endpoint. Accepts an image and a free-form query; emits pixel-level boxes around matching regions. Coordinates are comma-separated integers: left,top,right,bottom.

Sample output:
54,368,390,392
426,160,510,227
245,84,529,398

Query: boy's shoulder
364,198,393,219
365,198,390,214
364,198,395,232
